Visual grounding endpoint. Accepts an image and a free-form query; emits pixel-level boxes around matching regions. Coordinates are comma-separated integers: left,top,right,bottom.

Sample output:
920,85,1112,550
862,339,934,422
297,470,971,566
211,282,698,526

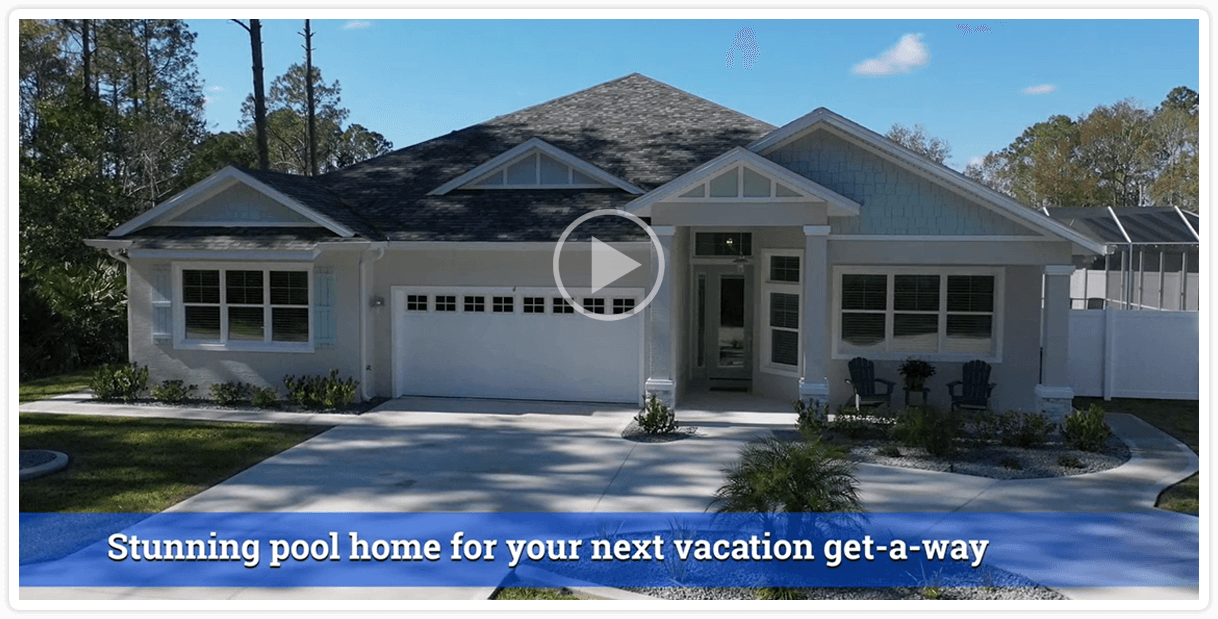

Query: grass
1074,397,1199,515
491,587,585,600
19,366,98,403
20,414,330,512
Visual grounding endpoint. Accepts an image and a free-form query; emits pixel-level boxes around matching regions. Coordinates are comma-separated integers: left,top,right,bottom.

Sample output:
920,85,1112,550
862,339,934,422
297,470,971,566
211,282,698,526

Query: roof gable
750,108,1107,253
627,147,861,217
428,138,644,195
111,167,357,238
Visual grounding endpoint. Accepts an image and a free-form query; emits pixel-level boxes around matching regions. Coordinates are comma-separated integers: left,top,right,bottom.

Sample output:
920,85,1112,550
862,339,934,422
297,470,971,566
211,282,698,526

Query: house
87,73,1106,419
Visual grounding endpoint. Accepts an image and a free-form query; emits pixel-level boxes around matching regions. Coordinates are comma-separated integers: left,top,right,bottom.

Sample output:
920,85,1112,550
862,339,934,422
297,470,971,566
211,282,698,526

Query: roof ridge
487,73,775,130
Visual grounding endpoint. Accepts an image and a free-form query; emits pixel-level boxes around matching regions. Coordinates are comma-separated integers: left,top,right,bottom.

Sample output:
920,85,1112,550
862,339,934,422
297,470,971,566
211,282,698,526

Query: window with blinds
181,267,310,346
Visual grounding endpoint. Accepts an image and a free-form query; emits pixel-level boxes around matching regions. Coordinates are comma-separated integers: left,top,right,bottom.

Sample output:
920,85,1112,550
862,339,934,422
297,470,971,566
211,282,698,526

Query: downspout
359,243,387,401
106,249,134,363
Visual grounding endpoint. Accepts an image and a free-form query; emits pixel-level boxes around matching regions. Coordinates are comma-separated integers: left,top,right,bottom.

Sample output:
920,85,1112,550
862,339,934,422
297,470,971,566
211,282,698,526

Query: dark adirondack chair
947,360,997,412
844,357,895,411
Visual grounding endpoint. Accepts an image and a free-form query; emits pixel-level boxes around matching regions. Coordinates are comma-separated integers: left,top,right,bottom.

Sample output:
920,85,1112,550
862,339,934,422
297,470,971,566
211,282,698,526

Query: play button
590,237,641,294
552,209,667,322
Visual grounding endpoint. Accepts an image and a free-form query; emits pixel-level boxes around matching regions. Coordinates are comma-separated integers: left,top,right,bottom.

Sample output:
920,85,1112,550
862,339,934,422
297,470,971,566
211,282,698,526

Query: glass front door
695,265,752,385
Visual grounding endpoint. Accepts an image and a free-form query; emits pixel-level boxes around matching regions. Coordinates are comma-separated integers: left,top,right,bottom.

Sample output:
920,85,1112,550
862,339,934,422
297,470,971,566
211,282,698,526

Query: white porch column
1037,264,1076,424
645,226,677,408
799,225,831,415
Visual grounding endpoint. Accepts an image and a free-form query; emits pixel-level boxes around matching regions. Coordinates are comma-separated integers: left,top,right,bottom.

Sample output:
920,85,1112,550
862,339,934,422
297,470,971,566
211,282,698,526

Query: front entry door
694,265,753,388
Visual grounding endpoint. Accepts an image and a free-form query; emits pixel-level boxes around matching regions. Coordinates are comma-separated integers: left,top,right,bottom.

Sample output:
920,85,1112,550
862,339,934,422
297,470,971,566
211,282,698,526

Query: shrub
210,382,253,406
791,399,825,439
283,369,359,410
898,358,936,390
1000,458,1022,470
1062,404,1112,452
892,406,961,458
1058,455,1084,468
829,407,889,440
89,363,149,402
712,436,862,515
963,409,1001,443
251,387,279,409
998,411,1056,448
636,393,678,434
150,379,197,404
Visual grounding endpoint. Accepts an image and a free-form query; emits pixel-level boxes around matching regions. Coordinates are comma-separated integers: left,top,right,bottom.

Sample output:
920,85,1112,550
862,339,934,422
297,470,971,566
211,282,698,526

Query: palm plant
712,436,863,515
712,436,864,597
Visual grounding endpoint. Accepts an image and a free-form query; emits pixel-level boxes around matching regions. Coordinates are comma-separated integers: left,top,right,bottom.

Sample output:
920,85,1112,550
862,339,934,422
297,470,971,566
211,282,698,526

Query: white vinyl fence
1067,309,1199,400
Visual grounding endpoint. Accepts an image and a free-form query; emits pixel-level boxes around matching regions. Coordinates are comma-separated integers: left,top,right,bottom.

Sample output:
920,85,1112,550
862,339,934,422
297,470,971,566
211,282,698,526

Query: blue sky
189,16,1201,172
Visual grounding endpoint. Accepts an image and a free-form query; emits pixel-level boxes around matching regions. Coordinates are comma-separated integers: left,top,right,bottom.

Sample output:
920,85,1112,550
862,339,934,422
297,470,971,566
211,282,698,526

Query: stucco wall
126,252,363,397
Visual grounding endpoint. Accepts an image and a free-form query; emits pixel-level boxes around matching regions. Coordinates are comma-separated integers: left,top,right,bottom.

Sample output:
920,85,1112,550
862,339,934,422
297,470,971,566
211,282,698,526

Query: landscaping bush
89,363,148,402
829,407,890,440
251,387,279,409
962,409,1001,443
876,444,903,458
998,411,1056,448
791,399,825,439
283,369,359,410
1062,404,1112,452
150,379,197,404
892,406,961,458
1058,455,1084,468
712,436,861,514
636,393,678,434
210,382,253,406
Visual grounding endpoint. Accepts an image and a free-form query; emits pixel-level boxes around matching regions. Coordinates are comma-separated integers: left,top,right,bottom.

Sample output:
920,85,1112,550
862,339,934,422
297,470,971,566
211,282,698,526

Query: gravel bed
20,450,58,469
844,434,1130,480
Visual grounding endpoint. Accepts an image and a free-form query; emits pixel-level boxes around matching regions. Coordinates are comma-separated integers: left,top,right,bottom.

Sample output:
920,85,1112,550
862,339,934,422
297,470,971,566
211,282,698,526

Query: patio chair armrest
875,378,896,395
946,380,962,397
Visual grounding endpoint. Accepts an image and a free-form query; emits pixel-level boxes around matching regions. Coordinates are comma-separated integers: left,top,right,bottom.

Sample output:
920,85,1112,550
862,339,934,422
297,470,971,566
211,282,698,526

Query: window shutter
314,268,336,349
149,263,172,344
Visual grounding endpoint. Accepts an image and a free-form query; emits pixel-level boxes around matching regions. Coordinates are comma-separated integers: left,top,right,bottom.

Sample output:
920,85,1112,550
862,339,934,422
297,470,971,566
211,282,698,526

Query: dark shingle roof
314,73,776,241
114,227,362,251
236,167,385,240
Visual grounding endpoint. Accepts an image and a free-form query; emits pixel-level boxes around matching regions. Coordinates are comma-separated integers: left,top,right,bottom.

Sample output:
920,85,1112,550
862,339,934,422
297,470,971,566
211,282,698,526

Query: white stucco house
87,73,1105,417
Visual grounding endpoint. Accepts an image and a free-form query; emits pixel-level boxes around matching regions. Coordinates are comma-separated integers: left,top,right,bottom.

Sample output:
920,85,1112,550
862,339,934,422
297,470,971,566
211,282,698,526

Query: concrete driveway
163,396,792,514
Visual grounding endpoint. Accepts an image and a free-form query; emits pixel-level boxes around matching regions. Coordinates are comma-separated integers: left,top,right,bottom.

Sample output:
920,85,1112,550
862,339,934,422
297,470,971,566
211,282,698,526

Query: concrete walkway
18,393,1200,602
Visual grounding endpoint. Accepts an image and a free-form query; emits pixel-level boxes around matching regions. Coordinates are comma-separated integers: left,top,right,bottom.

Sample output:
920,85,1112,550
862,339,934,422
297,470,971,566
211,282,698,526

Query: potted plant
898,358,936,391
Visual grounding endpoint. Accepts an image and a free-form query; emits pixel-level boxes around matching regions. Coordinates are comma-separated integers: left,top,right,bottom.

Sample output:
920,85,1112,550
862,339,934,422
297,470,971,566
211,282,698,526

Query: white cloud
967,156,985,168
208,85,224,92
1022,84,1057,95
851,34,930,76
343,20,371,30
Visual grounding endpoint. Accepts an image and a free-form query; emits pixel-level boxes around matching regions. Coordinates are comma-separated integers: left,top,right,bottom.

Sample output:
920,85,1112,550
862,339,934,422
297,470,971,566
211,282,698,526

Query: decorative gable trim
748,109,1106,255
625,147,861,217
428,137,645,196
110,166,356,238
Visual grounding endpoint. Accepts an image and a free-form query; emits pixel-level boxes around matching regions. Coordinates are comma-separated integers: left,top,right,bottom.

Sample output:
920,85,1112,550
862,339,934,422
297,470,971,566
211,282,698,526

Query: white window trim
173,261,314,353
391,286,642,317
831,265,1005,362
761,249,803,377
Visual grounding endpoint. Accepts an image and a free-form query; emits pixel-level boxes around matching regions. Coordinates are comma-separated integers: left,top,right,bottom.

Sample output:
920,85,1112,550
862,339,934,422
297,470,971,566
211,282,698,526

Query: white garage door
393,287,642,403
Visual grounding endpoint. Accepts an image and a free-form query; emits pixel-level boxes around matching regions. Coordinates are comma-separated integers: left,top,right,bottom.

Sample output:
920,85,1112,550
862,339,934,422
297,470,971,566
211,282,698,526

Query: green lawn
491,587,585,600
20,414,330,512
1074,397,1199,515
19,366,98,403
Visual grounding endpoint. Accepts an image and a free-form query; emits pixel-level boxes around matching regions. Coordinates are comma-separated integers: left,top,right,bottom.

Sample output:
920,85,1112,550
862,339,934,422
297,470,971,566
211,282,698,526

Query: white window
174,262,312,352
761,250,802,375
833,266,1003,361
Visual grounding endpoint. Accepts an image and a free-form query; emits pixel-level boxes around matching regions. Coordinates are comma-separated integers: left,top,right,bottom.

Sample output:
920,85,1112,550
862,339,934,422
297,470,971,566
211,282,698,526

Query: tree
232,19,269,170
885,123,950,164
242,63,391,175
966,87,1197,210
19,18,207,376
1148,87,1199,210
